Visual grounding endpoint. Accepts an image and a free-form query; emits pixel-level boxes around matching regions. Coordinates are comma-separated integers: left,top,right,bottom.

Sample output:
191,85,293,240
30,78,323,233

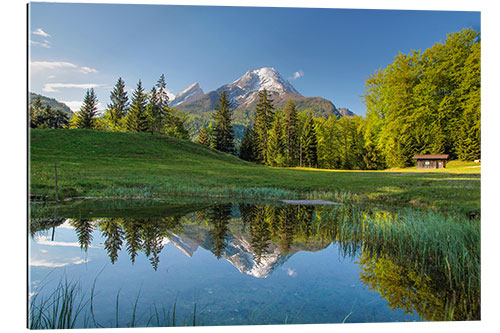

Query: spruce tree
155,74,170,111
198,125,210,146
266,115,286,167
301,114,318,168
73,88,98,129
283,99,299,166
146,86,163,134
213,90,235,153
239,125,256,161
253,89,275,163
125,80,149,132
106,77,129,130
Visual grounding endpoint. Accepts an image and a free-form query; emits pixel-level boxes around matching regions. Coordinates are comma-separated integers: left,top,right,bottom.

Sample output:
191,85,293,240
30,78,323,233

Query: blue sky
28,2,480,115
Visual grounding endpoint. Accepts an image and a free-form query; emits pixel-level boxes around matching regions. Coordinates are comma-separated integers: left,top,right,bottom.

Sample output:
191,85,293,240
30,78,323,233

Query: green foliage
239,125,257,162
197,125,210,146
125,80,149,133
163,108,190,140
253,89,275,163
104,77,129,131
266,114,286,167
212,90,235,153
300,114,318,168
70,88,99,129
30,98,69,129
363,28,481,166
283,99,300,166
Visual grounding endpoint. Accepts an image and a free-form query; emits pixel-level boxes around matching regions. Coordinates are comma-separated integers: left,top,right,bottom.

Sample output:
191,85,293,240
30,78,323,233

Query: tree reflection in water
30,202,480,320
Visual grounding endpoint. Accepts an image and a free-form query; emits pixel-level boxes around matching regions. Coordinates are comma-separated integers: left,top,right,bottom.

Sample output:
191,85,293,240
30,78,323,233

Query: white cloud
30,257,88,268
35,235,83,247
48,75,56,79
30,61,98,75
33,28,51,38
29,40,51,49
78,66,98,74
43,83,105,93
291,70,304,80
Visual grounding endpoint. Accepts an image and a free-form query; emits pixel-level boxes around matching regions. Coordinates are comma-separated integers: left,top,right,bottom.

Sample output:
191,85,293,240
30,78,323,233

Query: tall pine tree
72,88,98,129
105,77,129,130
125,80,149,132
266,115,286,167
301,114,318,168
283,99,299,166
253,89,275,163
198,125,210,146
155,74,170,111
213,91,235,153
239,125,256,161
146,86,163,134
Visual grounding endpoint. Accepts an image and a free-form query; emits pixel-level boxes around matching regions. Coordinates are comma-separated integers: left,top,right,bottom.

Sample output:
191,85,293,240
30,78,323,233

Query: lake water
29,201,467,328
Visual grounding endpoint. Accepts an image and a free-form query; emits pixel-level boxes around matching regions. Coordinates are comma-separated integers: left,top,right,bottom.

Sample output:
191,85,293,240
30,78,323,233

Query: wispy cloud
78,66,98,74
43,83,105,93
35,235,83,247
29,40,51,48
290,70,304,80
33,28,51,38
31,61,98,75
30,257,88,268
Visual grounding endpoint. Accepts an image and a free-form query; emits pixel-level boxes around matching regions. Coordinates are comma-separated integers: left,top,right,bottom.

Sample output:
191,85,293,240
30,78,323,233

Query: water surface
29,201,474,327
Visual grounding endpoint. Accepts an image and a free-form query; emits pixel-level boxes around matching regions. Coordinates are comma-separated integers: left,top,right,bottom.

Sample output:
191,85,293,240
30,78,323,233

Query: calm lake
28,200,476,328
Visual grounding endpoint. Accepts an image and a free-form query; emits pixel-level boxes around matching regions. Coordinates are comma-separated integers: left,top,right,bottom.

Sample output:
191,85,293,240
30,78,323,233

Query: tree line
199,28,480,169
30,28,480,169
362,28,481,167
198,88,385,170
30,74,190,140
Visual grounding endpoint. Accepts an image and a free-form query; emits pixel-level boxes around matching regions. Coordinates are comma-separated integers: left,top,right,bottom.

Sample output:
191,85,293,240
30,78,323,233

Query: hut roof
412,154,449,160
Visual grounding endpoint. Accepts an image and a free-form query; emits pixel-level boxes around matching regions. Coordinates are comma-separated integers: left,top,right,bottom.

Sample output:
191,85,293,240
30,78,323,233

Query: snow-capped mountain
176,66,342,120
215,67,299,108
171,82,204,107
226,67,299,94
163,219,330,278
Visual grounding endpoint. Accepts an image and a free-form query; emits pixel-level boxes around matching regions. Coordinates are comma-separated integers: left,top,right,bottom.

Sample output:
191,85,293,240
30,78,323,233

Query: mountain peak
171,82,205,107
229,67,299,95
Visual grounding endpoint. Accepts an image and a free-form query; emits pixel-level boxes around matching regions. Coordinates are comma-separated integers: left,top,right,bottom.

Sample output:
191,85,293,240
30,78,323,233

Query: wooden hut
412,154,449,169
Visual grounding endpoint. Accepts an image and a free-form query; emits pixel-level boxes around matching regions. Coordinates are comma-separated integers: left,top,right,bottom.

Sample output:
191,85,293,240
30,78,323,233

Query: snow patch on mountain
229,67,299,94
171,82,204,107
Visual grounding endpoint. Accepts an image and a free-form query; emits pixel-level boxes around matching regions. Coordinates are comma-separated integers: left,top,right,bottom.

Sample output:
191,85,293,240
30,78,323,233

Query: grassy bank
29,129,480,214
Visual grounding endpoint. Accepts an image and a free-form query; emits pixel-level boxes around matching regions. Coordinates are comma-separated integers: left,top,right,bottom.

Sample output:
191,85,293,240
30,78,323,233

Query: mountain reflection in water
30,202,480,322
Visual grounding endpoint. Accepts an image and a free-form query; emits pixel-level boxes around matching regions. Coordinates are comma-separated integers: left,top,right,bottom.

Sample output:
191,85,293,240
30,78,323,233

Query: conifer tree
239,125,256,161
301,114,318,168
198,125,210,146
105,77,129,130
72,88,99,129
213,90,235,153
253,89,275,163
146,86,163,134
283,99,299,166
29,97,43,128
125,80,149,132
266,115,286,167
155,74,170,111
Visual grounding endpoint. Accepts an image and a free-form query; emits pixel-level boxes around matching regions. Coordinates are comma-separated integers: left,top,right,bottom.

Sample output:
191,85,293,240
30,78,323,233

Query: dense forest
29,28,480,170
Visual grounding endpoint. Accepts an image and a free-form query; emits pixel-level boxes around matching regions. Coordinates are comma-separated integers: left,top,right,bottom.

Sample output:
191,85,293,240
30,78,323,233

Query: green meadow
29,129,480,215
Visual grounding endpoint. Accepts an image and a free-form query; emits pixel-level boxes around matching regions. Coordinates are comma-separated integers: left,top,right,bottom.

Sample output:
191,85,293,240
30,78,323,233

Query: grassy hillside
30,129,480,214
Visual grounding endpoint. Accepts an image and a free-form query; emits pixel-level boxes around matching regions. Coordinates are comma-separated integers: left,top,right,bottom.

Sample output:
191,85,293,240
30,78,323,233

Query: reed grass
29,275,200,329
